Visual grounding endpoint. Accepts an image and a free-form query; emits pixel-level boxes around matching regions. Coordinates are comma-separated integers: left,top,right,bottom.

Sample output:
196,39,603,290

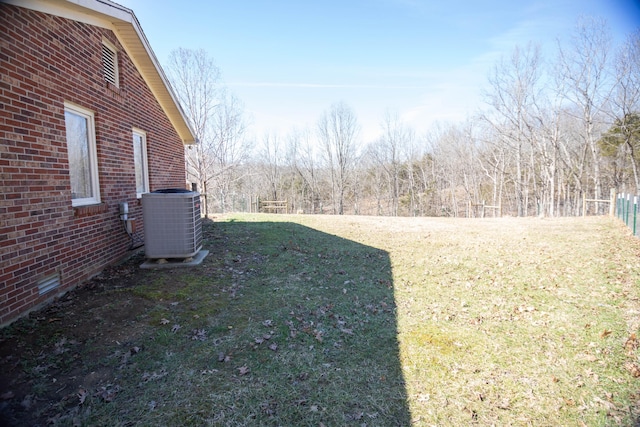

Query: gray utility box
142,189,202,259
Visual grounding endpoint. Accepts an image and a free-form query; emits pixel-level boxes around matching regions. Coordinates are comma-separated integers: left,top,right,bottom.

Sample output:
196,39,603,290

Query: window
133,129,149,197
102,39,118,87
64,103,100,206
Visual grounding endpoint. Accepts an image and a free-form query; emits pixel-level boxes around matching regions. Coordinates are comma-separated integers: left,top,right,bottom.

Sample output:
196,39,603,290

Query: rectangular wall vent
102,42,118,86
38,273,61,295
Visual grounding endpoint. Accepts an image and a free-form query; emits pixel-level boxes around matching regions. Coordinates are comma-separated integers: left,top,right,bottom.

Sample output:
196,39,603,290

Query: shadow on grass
0,217,411,426
196,217,411,425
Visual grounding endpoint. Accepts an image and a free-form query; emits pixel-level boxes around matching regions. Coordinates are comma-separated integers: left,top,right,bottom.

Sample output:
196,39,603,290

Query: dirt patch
0,253,156,426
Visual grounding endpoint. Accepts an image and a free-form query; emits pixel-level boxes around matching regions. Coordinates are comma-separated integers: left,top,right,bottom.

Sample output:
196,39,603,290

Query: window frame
132,128,150,198
64,102,100,207
102,38,119,87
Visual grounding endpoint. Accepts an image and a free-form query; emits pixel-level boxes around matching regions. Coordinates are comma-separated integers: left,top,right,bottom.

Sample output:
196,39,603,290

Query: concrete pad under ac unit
140,249,209,269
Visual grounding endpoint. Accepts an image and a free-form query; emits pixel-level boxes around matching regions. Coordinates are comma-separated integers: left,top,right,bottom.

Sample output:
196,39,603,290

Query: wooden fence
467,200,501,218
584,188,616,217
257,199,288,214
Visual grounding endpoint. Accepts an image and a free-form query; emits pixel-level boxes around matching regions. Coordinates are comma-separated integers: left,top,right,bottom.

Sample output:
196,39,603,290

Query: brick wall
0,4,187,325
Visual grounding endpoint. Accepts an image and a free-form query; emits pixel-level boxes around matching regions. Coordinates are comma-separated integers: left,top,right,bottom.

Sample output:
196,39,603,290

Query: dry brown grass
289,214,640,425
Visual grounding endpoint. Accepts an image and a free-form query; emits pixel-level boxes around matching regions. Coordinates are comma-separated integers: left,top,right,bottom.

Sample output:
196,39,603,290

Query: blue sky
117,0,640,142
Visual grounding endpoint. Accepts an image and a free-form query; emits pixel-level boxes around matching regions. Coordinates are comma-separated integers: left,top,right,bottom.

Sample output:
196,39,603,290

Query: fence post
626,194,631,227
617,193,621,219
609,188,616,217
620,193,624,220
634,196,638,236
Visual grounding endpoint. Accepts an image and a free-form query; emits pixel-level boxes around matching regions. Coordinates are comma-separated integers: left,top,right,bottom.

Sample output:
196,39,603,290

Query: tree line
166,17,640,217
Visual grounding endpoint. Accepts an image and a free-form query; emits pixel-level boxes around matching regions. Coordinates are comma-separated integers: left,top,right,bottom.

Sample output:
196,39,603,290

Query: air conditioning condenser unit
142,189,202,259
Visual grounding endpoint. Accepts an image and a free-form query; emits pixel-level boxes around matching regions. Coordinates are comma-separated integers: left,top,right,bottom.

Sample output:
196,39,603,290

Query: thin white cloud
227,81,433,90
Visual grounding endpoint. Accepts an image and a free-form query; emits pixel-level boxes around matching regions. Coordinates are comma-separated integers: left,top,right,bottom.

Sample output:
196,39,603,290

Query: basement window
102,39,119,87
38,273,61,295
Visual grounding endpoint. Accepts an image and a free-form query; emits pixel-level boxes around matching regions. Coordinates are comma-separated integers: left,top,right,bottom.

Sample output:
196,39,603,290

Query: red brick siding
0,4,187,325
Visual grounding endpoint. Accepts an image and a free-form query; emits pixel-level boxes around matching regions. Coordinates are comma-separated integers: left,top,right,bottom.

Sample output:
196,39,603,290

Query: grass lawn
2,214,640,426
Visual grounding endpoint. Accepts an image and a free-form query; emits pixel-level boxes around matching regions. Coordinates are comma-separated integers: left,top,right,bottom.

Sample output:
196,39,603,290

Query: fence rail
258,199,288,214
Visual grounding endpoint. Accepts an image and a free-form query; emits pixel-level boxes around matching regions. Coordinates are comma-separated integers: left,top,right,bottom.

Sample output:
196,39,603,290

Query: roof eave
3,0,197,145
109,6,197,145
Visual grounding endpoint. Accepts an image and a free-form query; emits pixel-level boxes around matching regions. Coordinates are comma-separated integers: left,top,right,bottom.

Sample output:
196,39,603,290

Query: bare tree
362,142,391,215
162,21,636,219
258,132,283,201
287,128,322,213
166,48,221,214
166,48,247,214
317,102,360,214
606,31,640,192
374,111,415,216
556,17,613,212
424,122,482,217
483,43,542,216
403,138,420,216
476,123,508,216
210,93,249,212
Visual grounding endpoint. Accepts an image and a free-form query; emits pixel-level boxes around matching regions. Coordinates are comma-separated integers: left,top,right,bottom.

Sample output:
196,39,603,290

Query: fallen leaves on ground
140,369,168,384
95,384,120,402
624,333,638,355
77,389,88,405
191,329,207,341
624,362,640,378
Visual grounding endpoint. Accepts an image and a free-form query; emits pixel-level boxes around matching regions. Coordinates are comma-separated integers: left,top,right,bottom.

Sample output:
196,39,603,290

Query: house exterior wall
0,3,187,325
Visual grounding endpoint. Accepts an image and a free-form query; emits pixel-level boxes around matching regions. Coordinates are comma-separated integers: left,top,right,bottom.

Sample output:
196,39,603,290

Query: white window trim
64,102,100,207
102,38,119,87
133,128,150,198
